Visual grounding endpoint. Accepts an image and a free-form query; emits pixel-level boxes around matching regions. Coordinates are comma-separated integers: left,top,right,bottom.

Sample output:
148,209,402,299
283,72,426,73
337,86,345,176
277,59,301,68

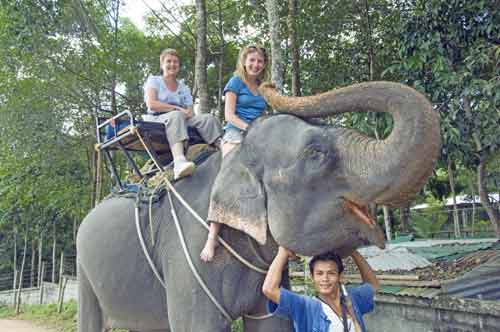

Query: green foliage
231,318,243,332
389,0,499,166
412,196,449,238
0,301,77,332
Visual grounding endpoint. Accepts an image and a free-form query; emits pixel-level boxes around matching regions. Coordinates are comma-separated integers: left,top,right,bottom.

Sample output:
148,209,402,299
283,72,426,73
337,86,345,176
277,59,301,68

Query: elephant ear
207,149,268,245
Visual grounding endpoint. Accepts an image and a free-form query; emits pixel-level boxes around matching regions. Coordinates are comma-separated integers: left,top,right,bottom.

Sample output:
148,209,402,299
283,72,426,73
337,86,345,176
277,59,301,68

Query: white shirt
321,302,354,332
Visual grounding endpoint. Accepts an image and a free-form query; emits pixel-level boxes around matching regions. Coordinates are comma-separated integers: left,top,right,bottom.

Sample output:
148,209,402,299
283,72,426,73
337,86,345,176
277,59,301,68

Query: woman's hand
177,107,193,119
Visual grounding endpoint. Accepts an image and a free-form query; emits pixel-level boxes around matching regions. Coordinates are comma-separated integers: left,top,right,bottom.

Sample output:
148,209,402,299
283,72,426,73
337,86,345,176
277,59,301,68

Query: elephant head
209,81,440,256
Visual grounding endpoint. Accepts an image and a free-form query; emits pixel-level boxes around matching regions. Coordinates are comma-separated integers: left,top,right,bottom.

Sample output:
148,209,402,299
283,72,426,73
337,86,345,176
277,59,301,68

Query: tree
389,0,500,237
287,0,301,96
265,0,284,91
194,0,209,113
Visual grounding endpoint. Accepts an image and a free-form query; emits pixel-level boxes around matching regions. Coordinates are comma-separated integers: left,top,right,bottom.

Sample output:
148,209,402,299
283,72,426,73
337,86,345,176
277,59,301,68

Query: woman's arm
145,87,190,116
262,247,293,303
224,92,248,130
351,251,380,291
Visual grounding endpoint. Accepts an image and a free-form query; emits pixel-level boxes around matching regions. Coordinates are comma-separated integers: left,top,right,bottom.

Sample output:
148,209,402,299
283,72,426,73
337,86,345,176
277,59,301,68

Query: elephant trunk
259,81,441,207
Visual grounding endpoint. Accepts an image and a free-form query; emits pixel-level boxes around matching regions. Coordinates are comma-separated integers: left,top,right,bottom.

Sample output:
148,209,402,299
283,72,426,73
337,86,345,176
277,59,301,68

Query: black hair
309,250,344,275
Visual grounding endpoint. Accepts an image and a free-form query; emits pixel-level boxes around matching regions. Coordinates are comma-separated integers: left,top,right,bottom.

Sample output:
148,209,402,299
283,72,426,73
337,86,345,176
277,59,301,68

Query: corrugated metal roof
442,253,500,300
359,246,431,271
407,242,494,261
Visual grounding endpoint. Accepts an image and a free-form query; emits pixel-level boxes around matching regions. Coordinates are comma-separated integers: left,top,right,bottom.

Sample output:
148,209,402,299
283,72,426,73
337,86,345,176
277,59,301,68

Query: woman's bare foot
200,236,218,262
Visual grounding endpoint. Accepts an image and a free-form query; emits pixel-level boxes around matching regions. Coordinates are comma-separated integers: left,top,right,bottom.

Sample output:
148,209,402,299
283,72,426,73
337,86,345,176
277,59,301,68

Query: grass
0,302,244,332
0,301,77,332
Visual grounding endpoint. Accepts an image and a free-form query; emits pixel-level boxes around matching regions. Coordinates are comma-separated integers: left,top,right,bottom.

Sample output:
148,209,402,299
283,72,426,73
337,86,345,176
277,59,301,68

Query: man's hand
279,246,298,260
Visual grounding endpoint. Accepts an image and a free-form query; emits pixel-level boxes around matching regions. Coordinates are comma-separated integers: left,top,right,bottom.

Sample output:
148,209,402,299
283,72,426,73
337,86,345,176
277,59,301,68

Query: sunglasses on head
247,45,267,56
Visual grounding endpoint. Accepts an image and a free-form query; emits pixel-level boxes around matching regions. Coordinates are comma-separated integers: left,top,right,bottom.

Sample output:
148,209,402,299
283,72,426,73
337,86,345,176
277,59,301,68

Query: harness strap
135,189,167,290
161,177,268,275
134,164,272,321
167,189,234,322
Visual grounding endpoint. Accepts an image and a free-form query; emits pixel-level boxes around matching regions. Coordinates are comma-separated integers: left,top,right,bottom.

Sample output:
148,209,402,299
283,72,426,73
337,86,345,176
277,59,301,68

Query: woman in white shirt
144,48,222,179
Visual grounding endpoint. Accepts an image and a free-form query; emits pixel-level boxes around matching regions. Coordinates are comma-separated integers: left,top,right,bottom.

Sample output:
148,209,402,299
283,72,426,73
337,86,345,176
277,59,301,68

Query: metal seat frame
95,110,204,189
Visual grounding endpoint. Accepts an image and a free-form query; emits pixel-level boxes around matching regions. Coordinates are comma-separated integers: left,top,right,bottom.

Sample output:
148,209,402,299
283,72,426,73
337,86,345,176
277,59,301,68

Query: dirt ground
0,319,52,332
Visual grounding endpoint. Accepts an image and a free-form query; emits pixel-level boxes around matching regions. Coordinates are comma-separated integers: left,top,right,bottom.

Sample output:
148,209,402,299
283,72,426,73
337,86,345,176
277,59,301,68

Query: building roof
412,193,499,210
343,239,500,300
442,253,500,300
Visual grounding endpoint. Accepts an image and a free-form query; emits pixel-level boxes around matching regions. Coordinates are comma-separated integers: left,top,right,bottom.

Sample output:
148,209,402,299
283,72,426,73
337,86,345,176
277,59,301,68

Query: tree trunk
287,0,301,96
194,0,209,113
462,209,468,236
12,225,17,295
478,158,500,237
38,232,43,287
15,233,28,312
362,0,375,81
52,219,56,282
447,159,461,238
73,218,77,244
383,206,392,241
30,239,36,288
463,97,500,238
469,178,476,237
217,0,225,121
265,0,284,92
91,148,98,208
399,204,411,234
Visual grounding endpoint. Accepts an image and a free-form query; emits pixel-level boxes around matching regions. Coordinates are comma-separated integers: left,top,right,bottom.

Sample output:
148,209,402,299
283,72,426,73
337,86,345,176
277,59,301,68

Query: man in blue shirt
263,248,379,332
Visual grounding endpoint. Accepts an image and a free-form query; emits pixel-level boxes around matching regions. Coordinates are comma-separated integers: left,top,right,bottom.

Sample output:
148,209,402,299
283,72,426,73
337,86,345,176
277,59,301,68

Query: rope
130,136,272,320
133,126,267,273
160,177,268,275
167,189,234,322
134,186,167,289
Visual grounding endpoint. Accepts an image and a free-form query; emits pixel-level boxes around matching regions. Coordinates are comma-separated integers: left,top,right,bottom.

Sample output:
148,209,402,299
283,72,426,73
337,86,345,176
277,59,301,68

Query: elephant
77,81,440,332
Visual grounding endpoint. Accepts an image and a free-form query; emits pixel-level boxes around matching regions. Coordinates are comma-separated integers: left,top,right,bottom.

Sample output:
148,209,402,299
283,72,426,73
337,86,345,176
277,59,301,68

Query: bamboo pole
58,277,68,313
37,233,43,287
52,221,56,283
30,240,36,288
39,262,46,304
12,268,17,306
16,234,28,314
58,252,64,284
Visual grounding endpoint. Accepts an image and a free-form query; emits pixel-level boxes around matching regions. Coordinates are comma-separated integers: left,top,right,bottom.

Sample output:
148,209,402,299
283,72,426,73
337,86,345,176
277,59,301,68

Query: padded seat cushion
104,120,205,156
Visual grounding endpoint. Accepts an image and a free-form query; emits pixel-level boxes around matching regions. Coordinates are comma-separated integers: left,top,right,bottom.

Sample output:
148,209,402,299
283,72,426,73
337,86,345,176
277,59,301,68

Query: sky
121,0,193,31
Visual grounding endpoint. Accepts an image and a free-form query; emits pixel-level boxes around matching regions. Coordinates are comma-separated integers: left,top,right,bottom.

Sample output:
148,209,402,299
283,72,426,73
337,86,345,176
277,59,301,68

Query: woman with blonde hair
144,48,223,180
200,45,269,262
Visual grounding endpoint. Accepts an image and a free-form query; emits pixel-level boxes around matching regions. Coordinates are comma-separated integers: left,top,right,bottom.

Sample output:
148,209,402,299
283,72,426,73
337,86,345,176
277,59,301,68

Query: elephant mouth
343,199,376,228
343,198,386,249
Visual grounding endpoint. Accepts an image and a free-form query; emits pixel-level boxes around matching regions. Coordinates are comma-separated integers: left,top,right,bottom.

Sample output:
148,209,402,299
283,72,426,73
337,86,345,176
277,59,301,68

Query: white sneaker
173,159,196,180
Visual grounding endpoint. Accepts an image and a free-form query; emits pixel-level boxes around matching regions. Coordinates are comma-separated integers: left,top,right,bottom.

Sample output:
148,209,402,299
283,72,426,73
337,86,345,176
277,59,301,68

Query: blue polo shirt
267,284,375,332
223,75,267,131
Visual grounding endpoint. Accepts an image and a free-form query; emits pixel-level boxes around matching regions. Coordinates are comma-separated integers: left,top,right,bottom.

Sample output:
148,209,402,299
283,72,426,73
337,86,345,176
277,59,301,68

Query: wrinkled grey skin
77,81,440,331
77,152,292,332
210,81,440,256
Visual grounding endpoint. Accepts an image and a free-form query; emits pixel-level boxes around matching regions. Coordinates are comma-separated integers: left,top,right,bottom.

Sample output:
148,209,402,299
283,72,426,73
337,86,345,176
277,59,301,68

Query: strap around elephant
167,189,234,322
160,176,268,274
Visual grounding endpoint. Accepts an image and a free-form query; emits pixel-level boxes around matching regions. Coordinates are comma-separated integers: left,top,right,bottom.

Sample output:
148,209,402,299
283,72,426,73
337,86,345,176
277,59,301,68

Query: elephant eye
302,145,328,168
